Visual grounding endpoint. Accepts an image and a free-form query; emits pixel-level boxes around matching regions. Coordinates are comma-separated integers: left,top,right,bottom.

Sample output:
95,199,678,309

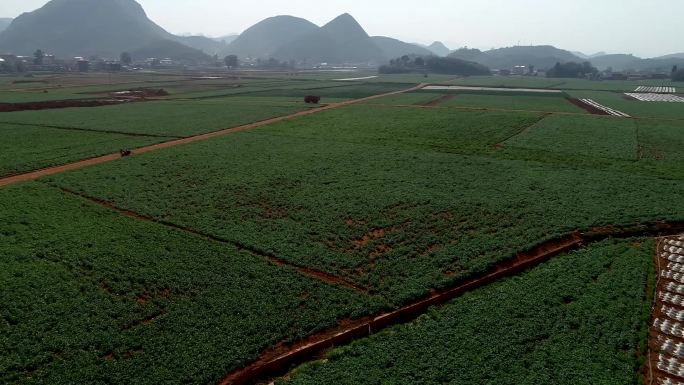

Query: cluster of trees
547,61,598,78
672,65,684,82
379,55,490,76
120,52,132,65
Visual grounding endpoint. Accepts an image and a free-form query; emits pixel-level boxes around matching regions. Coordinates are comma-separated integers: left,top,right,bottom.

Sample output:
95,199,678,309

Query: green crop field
2,71,684,385
447,75,681,92
0,183,379,385
505,114,639,160
44,104,684,304
0,123,170,177
567,90,684,119
436,93,585,113
0,99,309,137
281,238,653,385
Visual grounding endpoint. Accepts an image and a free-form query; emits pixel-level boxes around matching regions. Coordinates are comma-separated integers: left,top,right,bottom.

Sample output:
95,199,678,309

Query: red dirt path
59,188,367,293
220,221,684,385
0,83,426,189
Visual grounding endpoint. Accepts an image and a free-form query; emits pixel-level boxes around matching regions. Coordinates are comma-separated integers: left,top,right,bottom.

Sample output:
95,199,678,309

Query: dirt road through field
0,83,426,188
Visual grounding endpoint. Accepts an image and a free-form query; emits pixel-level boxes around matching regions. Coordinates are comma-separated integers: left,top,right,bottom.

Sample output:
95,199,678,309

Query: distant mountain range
0,0,219,61
450,45,582,70
0,1,446,65
221,13,432,64
0,0,682,70
372,37,432,59
424,42,451,57
570,52,684,72
449,45,684,72
270,13,384,64
0,18,12,33
0,0,174,58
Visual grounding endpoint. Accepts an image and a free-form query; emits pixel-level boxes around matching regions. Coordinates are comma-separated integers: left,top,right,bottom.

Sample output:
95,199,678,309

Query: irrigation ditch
57,187,366,293
55,184,684,385
215,221,684,385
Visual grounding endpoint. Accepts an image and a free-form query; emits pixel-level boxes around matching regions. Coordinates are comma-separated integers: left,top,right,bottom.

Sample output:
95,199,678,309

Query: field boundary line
369,103,684,123
0,120,180,139
0,83,426,189
57,187,368,294
495,113,551,147
220,221,684,385
366,103,595,117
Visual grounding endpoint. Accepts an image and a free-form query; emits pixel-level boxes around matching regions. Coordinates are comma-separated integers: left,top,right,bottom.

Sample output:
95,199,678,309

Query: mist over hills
0,0,174,57
0,18,12,33
450,45,583,70
130,39,210,63
223,15,319,59
270,13,384,64
371,36,432,59
425,42,451,57
0,0,682,71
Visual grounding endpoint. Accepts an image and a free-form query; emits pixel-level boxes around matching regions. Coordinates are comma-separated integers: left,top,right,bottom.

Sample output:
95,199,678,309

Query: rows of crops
448,75,681,92
0,77,424,178
505,114,638,160
0,123,170,177
567,90,684,119
44,104,684,304
651,235,684,384
626,93,684,103
0,183,381,385
0,99,309,137
281,239,653,385
3,72,684,385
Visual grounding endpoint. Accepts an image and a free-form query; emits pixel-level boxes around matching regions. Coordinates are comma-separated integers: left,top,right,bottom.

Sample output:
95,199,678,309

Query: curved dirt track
0,83,426,188
220,221,684,385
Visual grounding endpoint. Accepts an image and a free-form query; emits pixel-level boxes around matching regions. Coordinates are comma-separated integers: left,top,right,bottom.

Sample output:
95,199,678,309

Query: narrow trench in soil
57,186,366,293
220,222,684,385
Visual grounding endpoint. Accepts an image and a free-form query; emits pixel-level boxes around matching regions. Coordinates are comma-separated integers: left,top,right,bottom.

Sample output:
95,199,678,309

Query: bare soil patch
422,94,455,106
0,99,124,113
566,97,610,116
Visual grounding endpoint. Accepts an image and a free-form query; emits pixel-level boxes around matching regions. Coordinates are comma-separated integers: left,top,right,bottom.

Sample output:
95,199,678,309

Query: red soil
219,221,684,385
0,99,126,112
60,188,366,294
0,84,426,189
566,97,610,116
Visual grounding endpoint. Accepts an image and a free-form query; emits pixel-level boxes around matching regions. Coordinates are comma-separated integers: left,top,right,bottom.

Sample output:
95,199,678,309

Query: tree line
546,61,598,78
379,55,490,76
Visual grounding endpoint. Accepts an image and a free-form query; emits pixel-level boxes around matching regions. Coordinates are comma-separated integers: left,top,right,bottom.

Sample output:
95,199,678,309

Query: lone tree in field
33,49,44,65
673,65,679,74
120,52,132,66
224,55,238,69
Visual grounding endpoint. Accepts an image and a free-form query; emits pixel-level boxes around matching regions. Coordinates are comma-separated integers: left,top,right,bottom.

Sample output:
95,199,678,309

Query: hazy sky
2,0,682,57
